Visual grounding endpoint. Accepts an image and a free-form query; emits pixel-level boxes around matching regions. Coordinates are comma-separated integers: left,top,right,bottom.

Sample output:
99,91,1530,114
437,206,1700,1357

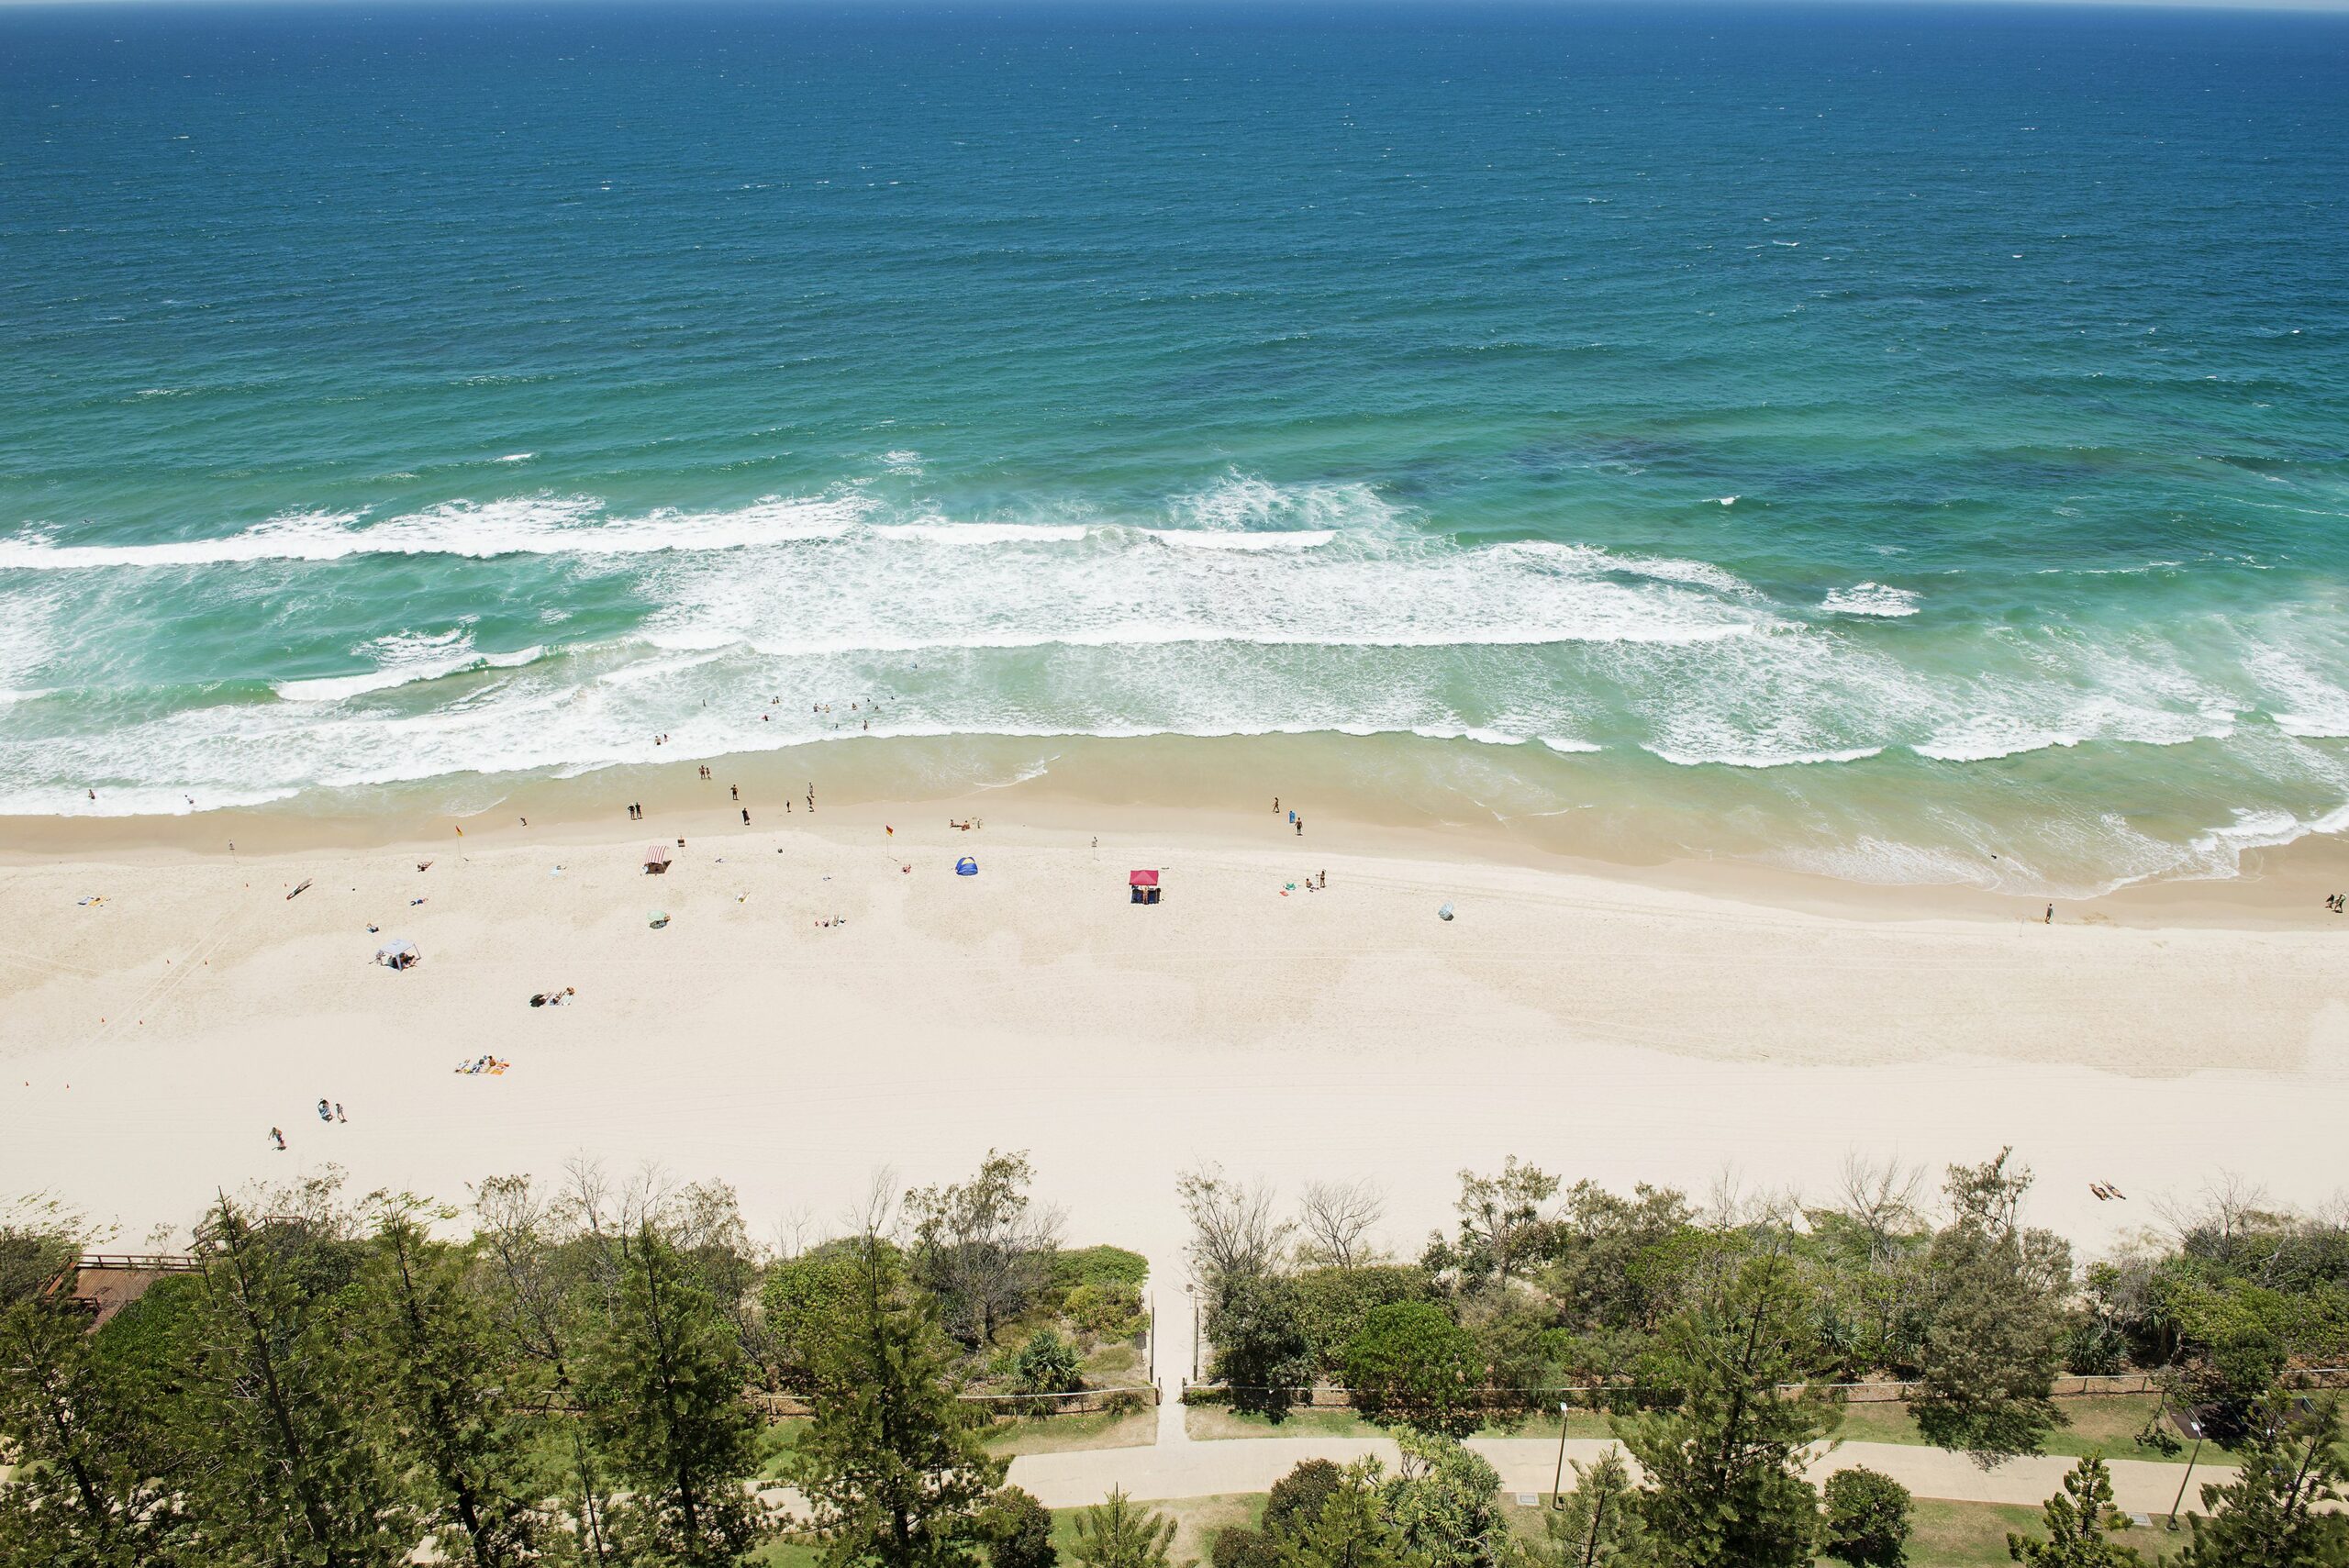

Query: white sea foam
1137,528,1336,551
1539,736,1603,754
1820,582,1920,617
1642,742,1885,769
870,521,1092,545
0,494,868,569
273,631,547,702
495,452,535,463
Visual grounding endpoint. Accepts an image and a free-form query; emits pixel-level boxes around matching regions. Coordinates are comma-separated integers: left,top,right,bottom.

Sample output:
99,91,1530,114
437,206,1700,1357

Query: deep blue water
4,2,2347,890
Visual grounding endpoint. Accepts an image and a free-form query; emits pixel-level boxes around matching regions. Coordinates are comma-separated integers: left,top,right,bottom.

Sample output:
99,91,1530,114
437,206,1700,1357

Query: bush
1210,1526,1279,1568
1209,1274,1313,1418
1013,1329,1083,1396
984,1486,1058,1568
1050,1246,1151,1293
1341,1301,1483,1438
1294,1264,1434,1373
1264,1458,1343,1540
1066,1280,1145,1340
1822,1466,1912,1567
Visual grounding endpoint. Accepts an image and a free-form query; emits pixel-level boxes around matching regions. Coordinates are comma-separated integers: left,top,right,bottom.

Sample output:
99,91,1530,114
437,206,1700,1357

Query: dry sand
4,773,2346,1269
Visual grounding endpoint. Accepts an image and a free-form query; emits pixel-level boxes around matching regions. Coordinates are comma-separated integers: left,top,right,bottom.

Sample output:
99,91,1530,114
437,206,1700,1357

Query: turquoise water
4,3,2347,892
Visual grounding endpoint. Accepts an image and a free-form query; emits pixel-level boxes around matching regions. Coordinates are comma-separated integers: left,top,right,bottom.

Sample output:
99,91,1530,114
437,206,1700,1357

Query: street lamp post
1552,1400,1571,1508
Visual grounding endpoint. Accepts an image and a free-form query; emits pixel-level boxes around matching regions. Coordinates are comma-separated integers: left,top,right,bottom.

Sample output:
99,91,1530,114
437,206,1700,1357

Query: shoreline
8,731,2349,932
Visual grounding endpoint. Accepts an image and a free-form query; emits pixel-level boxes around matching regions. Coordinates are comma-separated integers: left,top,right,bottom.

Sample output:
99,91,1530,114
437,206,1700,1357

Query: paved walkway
1008,1430,2221,1516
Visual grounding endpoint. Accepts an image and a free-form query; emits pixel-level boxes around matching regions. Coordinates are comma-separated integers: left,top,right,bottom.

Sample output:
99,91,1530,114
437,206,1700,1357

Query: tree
472,1173,618,1562
1264,1460,1346,1540
980,1488,1058,1568
177,1194,417,1568
362,1206,545,1568
1822,1467,1913,1567
1297,1181,1386,1271
0,1284,187,1567
2007,1458,2144,1567
1210,1272,1314,1418
1541,1451,1645,1568
1068,1489,1176,1568
1341,1303,1482,1440
1382,1430,1508,1568
1180,1167,1292,1287
906,1151,1063,1349
578,1223,764,1565
1913,1151,2073,1468
1617,1253,1839,1568
2173,1393,2349,1568
1439,1159,1559,1290
792,1230,1006,1568
1272,1460,1427,1568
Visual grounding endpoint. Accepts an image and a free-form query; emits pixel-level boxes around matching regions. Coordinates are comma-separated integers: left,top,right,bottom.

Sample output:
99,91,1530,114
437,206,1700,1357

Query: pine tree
2174,1393,2349,1568
791,1230,1006,1568
1272,1461,1428,1568
1381,1430,1509,1568
2006,1458,2144,1567
579,1223,764,1566
362,1207,545,1568
1541,1451,1645,1568
1068,1489,1177,1568
180,1195,417,1567
1617,1253,1839,1568
0,1291,186,1568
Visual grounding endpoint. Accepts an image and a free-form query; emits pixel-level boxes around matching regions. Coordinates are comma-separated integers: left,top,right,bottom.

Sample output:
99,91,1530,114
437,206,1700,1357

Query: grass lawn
1186,1404,1381,1440
1826,1395,2210,1465
1198,1395,2202,1466
983,1405,1159,1455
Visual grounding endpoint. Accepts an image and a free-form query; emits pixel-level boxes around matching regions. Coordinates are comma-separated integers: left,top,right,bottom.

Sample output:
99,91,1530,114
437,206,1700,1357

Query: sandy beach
5,747,2346,1271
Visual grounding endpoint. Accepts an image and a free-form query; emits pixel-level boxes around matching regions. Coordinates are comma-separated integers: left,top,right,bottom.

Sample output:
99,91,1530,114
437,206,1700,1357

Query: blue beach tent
955,856,978,876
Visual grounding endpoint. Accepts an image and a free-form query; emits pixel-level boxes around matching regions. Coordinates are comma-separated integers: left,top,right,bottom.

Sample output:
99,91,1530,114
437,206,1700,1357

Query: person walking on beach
1295,817,1303,836
2045,904,2054,925
730,784,739,801
270,1127,285,1151
1274,797,1279,814
741,808,751,826
334,1102,345,1123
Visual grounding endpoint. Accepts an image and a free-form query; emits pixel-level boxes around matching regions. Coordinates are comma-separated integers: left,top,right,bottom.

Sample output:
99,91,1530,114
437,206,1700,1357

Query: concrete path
1008,1430,2221,1516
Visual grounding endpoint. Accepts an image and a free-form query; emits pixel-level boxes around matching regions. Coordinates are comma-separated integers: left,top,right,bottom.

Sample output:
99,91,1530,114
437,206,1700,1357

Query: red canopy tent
1129,869,1161,905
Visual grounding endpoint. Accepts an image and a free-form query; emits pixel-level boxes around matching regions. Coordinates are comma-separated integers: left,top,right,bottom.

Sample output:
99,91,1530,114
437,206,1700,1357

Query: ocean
3,1,2346,895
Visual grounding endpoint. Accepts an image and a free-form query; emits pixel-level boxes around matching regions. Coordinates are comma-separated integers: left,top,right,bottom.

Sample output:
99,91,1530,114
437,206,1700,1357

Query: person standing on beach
741,808,751,826
1295,817,1303,836
2045,904,2054,925
270,1127,285,1150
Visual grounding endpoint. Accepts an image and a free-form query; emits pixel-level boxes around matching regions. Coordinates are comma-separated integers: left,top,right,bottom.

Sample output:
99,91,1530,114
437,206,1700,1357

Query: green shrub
983,1485,1058,1568
1013,1329,1083,1396
1065,1280,1144,1340
1341,1301,1482,1438
1210,1526,1279,1568
1822,1466,1912,1567
1264,1458,1343,1540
